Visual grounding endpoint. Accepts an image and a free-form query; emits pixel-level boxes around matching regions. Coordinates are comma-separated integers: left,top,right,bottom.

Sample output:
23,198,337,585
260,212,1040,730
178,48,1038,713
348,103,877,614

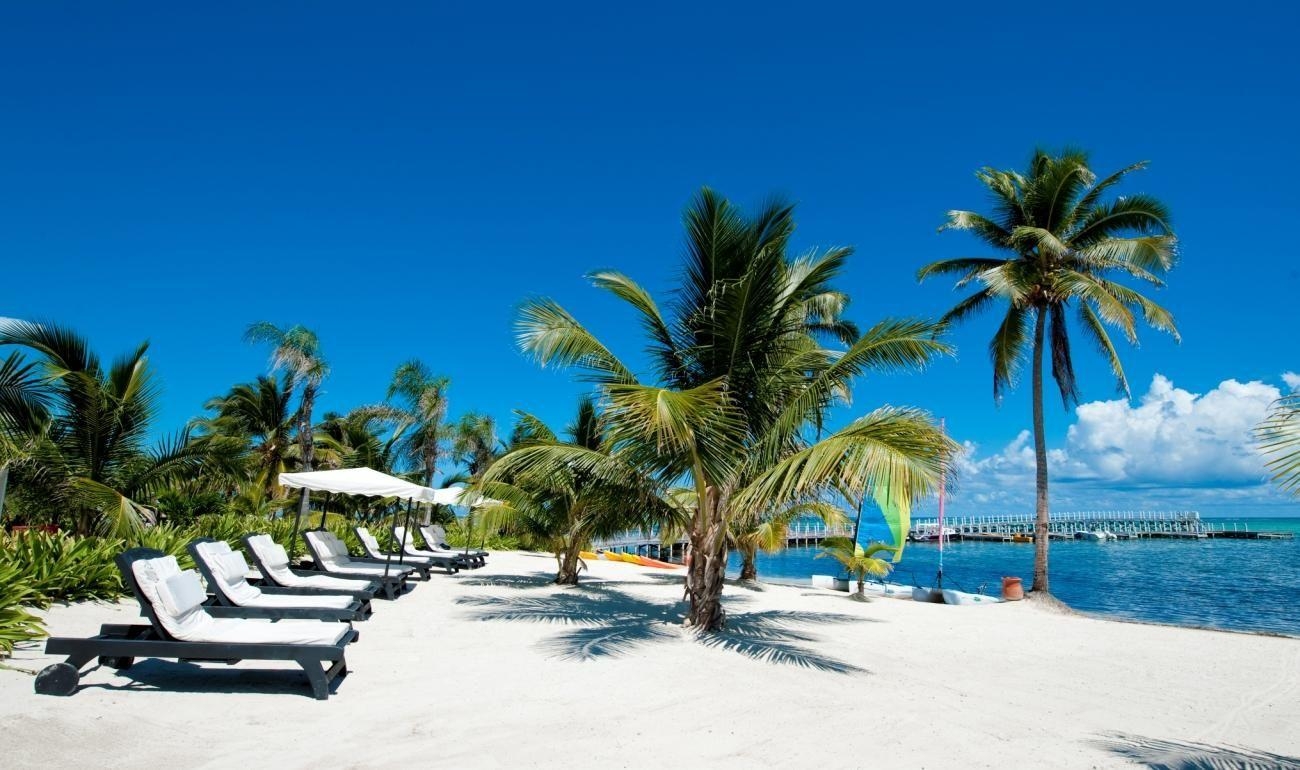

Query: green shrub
0,562,46,658
0,532,126,606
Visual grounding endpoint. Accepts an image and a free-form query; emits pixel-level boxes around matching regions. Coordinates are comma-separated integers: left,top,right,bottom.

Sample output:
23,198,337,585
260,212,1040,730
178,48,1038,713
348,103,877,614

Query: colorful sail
873,480,909,563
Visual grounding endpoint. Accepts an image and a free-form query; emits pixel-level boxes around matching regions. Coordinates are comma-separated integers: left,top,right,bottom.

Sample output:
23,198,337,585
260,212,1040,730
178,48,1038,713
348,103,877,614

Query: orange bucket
1001,576,1024,601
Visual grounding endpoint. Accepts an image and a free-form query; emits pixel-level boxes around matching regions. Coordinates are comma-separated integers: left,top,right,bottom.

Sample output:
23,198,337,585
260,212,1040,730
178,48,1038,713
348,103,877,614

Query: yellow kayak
603,551,629,562
579,550,599,561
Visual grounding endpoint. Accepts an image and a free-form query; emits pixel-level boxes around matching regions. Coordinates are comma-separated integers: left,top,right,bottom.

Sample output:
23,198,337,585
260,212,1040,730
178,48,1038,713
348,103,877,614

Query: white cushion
240,593,354,610
159,570,208,617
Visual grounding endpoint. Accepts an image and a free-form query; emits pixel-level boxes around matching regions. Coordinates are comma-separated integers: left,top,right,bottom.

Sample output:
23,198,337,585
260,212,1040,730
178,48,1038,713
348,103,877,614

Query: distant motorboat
1076,530,1114,541
910,524,958,542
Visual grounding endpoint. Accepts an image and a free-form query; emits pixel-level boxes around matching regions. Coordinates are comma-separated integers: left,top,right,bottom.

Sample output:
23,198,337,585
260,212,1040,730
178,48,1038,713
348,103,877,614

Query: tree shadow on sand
458,574,558,589
456,584,869,674
1090,732,1300,769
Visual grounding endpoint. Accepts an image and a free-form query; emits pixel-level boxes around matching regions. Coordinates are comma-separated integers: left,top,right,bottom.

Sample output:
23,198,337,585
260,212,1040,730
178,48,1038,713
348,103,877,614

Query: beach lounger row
33,527,488,700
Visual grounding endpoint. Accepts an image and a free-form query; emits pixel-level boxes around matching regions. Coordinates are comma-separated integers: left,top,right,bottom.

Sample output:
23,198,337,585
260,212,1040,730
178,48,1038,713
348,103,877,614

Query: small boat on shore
940,588,1003,606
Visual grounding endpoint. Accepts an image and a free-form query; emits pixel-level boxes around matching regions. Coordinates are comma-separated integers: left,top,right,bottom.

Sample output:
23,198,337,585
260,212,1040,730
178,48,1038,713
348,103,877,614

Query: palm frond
515,299,637,385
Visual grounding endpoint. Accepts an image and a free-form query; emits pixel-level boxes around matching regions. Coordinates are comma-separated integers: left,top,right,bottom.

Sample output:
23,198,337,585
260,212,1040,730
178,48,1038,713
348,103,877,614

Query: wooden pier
589,511,1292,559
909,510,1294,542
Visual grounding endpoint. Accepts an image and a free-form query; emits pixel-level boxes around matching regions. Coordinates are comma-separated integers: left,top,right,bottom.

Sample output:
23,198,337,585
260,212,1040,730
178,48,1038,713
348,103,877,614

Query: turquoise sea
727,517,1300,636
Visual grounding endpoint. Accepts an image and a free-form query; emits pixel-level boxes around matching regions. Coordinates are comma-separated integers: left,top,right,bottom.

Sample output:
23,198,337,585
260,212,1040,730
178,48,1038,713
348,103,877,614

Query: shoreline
3,550,1297,768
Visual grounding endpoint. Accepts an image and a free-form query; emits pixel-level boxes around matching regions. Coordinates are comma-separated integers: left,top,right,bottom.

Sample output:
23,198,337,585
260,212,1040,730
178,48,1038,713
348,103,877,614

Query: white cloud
1061,374,1279,487
1284,371,1300,392
938,374,1293,515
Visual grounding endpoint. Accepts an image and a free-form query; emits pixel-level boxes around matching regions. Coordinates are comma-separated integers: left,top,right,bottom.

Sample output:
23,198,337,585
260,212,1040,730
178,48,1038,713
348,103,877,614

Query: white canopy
429,485,500,508
279,468,436,503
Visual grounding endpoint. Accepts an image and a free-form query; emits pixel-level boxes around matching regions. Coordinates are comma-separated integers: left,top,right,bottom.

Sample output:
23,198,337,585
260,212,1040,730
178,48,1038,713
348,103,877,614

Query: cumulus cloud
1060,374,1279,487
1284,371,1300,392
940,374,1291,514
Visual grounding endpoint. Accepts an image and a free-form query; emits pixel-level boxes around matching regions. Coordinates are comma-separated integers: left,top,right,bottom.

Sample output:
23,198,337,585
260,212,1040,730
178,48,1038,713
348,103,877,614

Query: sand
2,550,1297,769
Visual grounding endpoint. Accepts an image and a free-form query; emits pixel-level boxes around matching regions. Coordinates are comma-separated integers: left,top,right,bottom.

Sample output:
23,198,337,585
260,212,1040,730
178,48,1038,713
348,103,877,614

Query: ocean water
727,517,1300,636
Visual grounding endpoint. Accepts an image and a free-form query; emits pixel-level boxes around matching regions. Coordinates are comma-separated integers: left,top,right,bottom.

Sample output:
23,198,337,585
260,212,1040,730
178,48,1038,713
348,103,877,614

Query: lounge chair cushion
247,535,372,592
132,555,348,645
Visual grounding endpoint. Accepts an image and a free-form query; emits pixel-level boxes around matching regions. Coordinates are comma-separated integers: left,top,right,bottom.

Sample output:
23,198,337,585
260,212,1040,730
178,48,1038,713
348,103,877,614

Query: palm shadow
456,584,868,674
1091,732,1300,769
459,574,557,589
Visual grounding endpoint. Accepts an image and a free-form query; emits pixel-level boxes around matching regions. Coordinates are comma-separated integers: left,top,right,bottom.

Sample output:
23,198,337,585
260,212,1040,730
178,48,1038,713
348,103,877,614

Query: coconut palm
732,500,846,581
451,412,504,548
513,188,954,631
1258,394,1300,496
0,351,51,518
196,374,295,499
245,322,328,526
0,321,239,536
918,148,1179,595
816,536,895,599
385,360,450,486
477,397,681,584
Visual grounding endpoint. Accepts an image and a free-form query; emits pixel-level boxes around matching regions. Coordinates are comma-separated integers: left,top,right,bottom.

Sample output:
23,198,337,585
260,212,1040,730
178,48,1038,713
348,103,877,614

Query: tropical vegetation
816,536,896,600
918,149,1178,595
1258,393,1300,496
512,188,954,630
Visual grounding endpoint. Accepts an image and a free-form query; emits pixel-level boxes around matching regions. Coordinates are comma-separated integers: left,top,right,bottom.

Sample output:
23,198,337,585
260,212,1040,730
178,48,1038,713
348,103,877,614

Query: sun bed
35,548,357,700
393,525,481,568
242,533,380,602
188,538,371,621
353,526,460,578
421,524,488,564
301,529,419,599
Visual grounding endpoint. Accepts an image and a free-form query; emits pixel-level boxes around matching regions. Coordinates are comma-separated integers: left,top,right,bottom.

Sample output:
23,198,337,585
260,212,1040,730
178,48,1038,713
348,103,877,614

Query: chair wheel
34,662,80,696
98,655,134,670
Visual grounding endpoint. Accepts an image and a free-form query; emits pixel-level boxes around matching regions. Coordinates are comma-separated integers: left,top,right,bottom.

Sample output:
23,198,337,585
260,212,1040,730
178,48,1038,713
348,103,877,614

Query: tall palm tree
245,322,328,526
918,149,1179,595
514,188,954,631
0,321,239,535
1258,394,1300,496
196,374,295,499
477,397,681,584
385,360,450,486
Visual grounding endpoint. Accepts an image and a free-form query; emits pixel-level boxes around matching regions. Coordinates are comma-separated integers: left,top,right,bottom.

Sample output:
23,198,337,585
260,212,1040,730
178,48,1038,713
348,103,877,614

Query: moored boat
940,588,1003,605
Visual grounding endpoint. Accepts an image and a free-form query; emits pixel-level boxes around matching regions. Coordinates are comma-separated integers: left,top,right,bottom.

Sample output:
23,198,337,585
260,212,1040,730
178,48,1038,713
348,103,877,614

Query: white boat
861,581,913,599
1076,530,1111,541
940,588,1003,606
912,586,944,603
910,523,958,542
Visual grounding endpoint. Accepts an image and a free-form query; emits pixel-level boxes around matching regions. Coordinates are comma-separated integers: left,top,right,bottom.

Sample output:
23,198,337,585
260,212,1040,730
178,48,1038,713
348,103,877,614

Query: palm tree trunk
685,487,728,631
296,384,316,526
1031,306,1051,594
738,543,758,581
0,464,8,520
556,542,583,585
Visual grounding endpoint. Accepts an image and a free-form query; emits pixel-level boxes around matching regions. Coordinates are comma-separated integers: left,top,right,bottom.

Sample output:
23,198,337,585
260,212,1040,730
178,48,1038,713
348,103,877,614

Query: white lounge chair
188,539,369,621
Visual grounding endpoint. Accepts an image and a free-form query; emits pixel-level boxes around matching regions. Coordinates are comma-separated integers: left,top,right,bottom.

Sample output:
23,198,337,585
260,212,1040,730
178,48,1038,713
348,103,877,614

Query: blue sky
2,3,1297,516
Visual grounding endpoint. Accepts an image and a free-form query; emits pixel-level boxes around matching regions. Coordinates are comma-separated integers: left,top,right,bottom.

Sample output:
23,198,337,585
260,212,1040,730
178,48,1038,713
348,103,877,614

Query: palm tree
918,149,1179,595
196,374,295,499
1258,394,1300,496
732,499,846,581
451,412,503,547
0,350,51,518
816,536,895,599
385,360,450,486
514,188,954,631
477,397,680,584
0,321,239,536
245,322,328,527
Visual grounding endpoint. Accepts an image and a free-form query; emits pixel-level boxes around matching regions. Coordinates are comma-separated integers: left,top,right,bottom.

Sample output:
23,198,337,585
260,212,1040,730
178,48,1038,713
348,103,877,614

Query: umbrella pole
319,492,332,530
383,499,396,580
289,488,309,561
399,499,413,565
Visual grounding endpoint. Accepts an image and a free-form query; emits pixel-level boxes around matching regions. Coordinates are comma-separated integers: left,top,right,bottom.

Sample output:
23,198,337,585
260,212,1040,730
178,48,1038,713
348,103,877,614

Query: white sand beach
2,550,1297,769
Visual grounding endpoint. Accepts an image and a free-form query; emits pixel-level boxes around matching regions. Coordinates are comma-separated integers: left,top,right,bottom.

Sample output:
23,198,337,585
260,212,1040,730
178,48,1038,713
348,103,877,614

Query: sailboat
912,418,1001,606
